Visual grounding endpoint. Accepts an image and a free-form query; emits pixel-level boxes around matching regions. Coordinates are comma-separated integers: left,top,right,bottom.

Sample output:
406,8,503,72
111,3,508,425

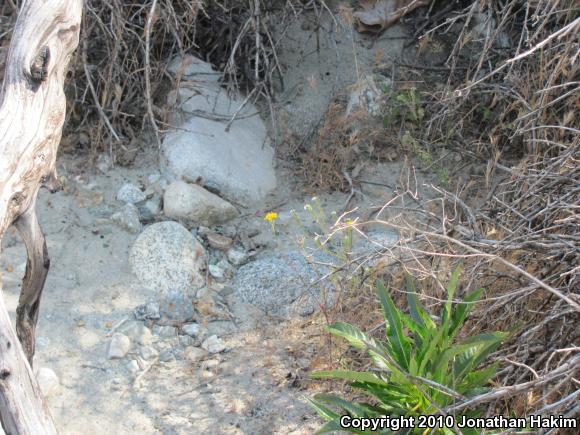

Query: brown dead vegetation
306,0,579,421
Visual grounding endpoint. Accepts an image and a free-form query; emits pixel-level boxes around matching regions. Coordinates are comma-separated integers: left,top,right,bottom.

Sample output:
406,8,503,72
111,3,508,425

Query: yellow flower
345,219,355,225
264,212,278,222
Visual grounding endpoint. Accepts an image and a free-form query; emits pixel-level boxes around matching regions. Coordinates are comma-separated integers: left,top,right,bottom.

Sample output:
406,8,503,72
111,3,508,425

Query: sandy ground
1,155,325,434
0,8,438,434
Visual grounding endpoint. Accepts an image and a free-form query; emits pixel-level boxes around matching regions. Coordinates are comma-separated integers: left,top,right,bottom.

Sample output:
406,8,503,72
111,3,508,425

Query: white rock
96,154,113,174
108,333,131,359
140,346,159,361
227,248,249,266
182,323,203,338
127,360,140,374
179,335,195,347
161,89,276,205
152,325,178,338
217,259,234,279
116,183,147,204
209,264,226,282
129,221,206,293
199,369,216,381
111,203,141,234
158,350,175,362
147,172,161,185
163,181,238,227
36,367,59,397
202,359,220,369
122,321,152,346
184,346,208,362
201,335,226,354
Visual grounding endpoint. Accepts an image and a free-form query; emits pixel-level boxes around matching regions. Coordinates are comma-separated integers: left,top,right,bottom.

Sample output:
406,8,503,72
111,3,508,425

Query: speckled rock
129,221,206,293
116,183,147,204
233,251,337,317
111,203,141,234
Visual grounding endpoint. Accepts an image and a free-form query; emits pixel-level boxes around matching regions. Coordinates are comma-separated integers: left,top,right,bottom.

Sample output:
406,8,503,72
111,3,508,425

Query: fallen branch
0,0,82,432
442,355,579,413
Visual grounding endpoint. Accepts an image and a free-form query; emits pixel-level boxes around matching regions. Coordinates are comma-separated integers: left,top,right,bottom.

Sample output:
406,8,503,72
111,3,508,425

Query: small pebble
202,359,220,369
108,333,131,359
152,325,178,338
181,323,202,338
199,370,215,381
159,350,175,362
209,264,226,282
134,302,161,321
140,346,159,361
36,367,59,397
227,248,248,266
147,173,161,185
127,360,140,374
110,204,141,234
205,231,234,251
116,183,147,204
184,347,208,362
202,335,226,354
179,335,195,347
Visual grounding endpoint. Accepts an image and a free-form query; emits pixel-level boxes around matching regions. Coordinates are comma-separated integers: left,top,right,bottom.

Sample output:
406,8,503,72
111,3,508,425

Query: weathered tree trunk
0,0,82,433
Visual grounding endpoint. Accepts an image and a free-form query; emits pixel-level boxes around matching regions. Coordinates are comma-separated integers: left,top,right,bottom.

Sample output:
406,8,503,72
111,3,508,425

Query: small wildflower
264,211,279,235
345,219,355,225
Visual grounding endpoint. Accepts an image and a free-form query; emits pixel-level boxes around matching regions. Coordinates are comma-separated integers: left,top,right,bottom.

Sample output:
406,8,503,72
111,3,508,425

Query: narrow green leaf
417,321,446,376
454,332,508,380
316,418,358,434
377,281,411,369
311,370,389,386
351,381,409,403
406,276,424,327
306,397,339,422
326,322,380,351
313,393,372,418
398,315,425,352
448,288,483,340
441,267,461,335
459,364,498,392
326,322,397,374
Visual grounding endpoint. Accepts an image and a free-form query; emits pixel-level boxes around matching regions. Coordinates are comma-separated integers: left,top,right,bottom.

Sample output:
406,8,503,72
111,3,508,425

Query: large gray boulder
233,252,336,317
163,180,238,227
162,59,277,205
167,55,222,85
129,221,206,293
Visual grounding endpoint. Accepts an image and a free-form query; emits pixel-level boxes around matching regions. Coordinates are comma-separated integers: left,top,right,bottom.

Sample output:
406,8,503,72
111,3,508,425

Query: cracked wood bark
0,1,82,433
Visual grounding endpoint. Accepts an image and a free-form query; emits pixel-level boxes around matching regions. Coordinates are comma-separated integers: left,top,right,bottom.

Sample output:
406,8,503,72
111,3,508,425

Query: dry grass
0,0,320,161
301,0,579,422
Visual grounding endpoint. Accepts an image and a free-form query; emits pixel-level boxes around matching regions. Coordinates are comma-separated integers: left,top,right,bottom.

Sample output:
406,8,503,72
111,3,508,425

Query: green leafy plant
309,268,509,434
401,131,433,166
383,87,425,128
292,197,355,263
436,167,451,189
